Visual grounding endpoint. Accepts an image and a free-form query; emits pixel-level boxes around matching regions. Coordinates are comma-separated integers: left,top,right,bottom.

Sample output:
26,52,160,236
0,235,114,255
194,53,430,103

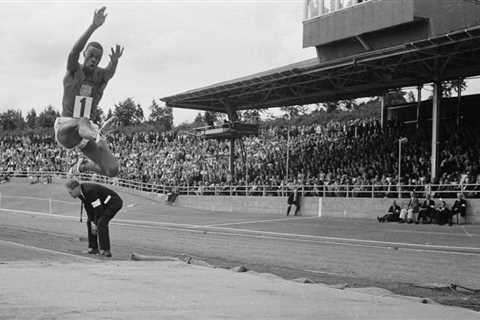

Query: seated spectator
399,191,419,223
432,199,450,225
377,200,401,223
417,193,435,224
450,193,467,224
0,172,10,184
29,174,40,184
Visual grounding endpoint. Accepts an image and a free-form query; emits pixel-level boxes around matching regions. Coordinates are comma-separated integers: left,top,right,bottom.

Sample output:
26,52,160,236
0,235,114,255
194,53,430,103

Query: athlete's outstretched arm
104,44,124,80
67,6,107,72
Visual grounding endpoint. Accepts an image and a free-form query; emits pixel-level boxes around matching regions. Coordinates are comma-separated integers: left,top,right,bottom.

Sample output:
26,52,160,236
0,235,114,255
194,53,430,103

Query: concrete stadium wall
173,195,480,224
9,178,479,223
173,196,321,217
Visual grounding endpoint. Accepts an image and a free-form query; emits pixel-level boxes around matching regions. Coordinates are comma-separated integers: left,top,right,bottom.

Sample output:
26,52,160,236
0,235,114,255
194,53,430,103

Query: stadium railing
0,170,479,199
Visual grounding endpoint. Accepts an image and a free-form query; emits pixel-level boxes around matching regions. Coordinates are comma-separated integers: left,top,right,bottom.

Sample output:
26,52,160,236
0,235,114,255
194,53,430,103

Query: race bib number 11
73,95,93,118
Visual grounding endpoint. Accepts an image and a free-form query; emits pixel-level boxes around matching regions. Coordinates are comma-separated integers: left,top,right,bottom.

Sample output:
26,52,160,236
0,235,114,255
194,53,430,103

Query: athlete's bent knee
78,118,96,140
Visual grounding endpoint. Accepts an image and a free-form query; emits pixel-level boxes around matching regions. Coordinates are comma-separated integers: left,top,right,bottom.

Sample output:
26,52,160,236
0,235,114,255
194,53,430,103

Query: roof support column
416,85,422,129
456,78,463,128
431,81,442,182
229,138,235,181
224,100,239,123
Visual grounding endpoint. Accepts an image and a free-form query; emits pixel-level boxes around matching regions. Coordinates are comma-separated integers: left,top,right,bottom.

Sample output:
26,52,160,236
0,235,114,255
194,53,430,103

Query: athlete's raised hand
109,45,124,62
92,6,107,29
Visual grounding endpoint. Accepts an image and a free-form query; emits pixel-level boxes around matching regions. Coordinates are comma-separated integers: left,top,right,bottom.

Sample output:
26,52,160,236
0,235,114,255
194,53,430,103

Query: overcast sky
0,0,315,125
2,0,479,126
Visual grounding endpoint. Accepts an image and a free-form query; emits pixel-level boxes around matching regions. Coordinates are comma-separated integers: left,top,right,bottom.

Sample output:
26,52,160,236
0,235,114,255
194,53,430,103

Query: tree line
0,98,173,134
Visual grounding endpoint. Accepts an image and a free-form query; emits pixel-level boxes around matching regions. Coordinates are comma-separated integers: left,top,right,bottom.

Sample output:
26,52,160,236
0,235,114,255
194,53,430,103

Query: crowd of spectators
1,116,479,197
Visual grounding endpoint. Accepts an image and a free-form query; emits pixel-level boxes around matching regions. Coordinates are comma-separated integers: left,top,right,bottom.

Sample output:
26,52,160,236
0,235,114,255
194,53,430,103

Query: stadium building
161,0,480,182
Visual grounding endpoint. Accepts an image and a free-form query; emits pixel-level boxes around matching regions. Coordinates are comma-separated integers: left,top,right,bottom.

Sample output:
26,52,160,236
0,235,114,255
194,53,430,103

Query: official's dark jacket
452,198,467,217
80,183,123,224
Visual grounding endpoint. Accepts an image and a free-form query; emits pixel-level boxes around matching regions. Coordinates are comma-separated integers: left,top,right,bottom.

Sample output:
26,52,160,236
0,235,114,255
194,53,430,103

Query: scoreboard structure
303,0,480,62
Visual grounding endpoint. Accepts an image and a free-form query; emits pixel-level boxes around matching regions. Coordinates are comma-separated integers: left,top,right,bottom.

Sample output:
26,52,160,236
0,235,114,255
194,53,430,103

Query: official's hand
92,7,107,28
109,45,124,61
91,223,98,236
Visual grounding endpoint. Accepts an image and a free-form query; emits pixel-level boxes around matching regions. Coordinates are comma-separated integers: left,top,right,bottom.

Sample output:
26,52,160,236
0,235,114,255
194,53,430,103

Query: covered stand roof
161,25,480,112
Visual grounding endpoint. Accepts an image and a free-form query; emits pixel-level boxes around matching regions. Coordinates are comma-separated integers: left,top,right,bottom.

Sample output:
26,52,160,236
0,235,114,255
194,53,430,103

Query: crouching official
66,179,123,257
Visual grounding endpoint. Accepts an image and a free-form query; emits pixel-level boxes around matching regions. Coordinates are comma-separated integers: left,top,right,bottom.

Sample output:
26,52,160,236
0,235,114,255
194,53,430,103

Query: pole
229,138,235,179
398,140,401,198
456,77,462,128
380,93,386,129
286,128,290,183
416,85,422,129
431,81,441,181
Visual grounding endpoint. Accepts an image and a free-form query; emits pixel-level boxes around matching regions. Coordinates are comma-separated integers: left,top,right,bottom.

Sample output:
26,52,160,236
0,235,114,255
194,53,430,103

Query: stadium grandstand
1,0,480,220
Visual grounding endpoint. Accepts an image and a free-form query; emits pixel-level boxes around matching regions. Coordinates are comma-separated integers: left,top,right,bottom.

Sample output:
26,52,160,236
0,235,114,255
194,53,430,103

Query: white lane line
2,208,480,255
0,208,205,229
304,269,347,276
0,208,77,219
0,239,96,262
203,216,318,227
52,199,78,205
462,226,473,238
114,217,205,229
113,222,480,256
200,225,480,253
389,228,480,237
0,195,50,201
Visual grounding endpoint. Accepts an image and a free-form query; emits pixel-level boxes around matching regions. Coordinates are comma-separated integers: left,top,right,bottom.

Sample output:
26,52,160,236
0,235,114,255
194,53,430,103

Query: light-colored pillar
380,94,386,129
335,0,342,10
319,0,325,15
330,0,336,12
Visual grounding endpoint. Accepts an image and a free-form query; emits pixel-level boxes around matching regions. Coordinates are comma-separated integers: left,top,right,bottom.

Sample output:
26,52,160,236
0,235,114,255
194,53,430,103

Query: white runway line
303,269,347,277
462,226,474,237
197,223,480,253
389,228,480,237
203,216,318,227
52,199,78,205
0,195,51,201
113,222,480,256
0,208,205,228
2,208,480,256
0,208,77,219
0,239,95,262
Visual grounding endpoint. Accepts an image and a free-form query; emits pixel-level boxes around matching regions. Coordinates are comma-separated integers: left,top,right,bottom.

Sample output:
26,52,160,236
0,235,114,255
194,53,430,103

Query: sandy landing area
0,258,479,320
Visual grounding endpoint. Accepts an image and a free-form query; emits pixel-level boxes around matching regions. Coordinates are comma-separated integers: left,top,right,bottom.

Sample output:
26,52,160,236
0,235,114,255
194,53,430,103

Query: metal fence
0,171,480,198
1,170,479,199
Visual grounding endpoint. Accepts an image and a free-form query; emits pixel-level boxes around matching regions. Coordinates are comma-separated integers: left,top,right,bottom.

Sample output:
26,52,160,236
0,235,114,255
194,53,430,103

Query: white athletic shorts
54,117,99,150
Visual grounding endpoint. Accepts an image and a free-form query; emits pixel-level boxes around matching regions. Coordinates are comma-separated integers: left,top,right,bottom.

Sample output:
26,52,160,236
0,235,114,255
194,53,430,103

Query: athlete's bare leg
79,139,119,177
